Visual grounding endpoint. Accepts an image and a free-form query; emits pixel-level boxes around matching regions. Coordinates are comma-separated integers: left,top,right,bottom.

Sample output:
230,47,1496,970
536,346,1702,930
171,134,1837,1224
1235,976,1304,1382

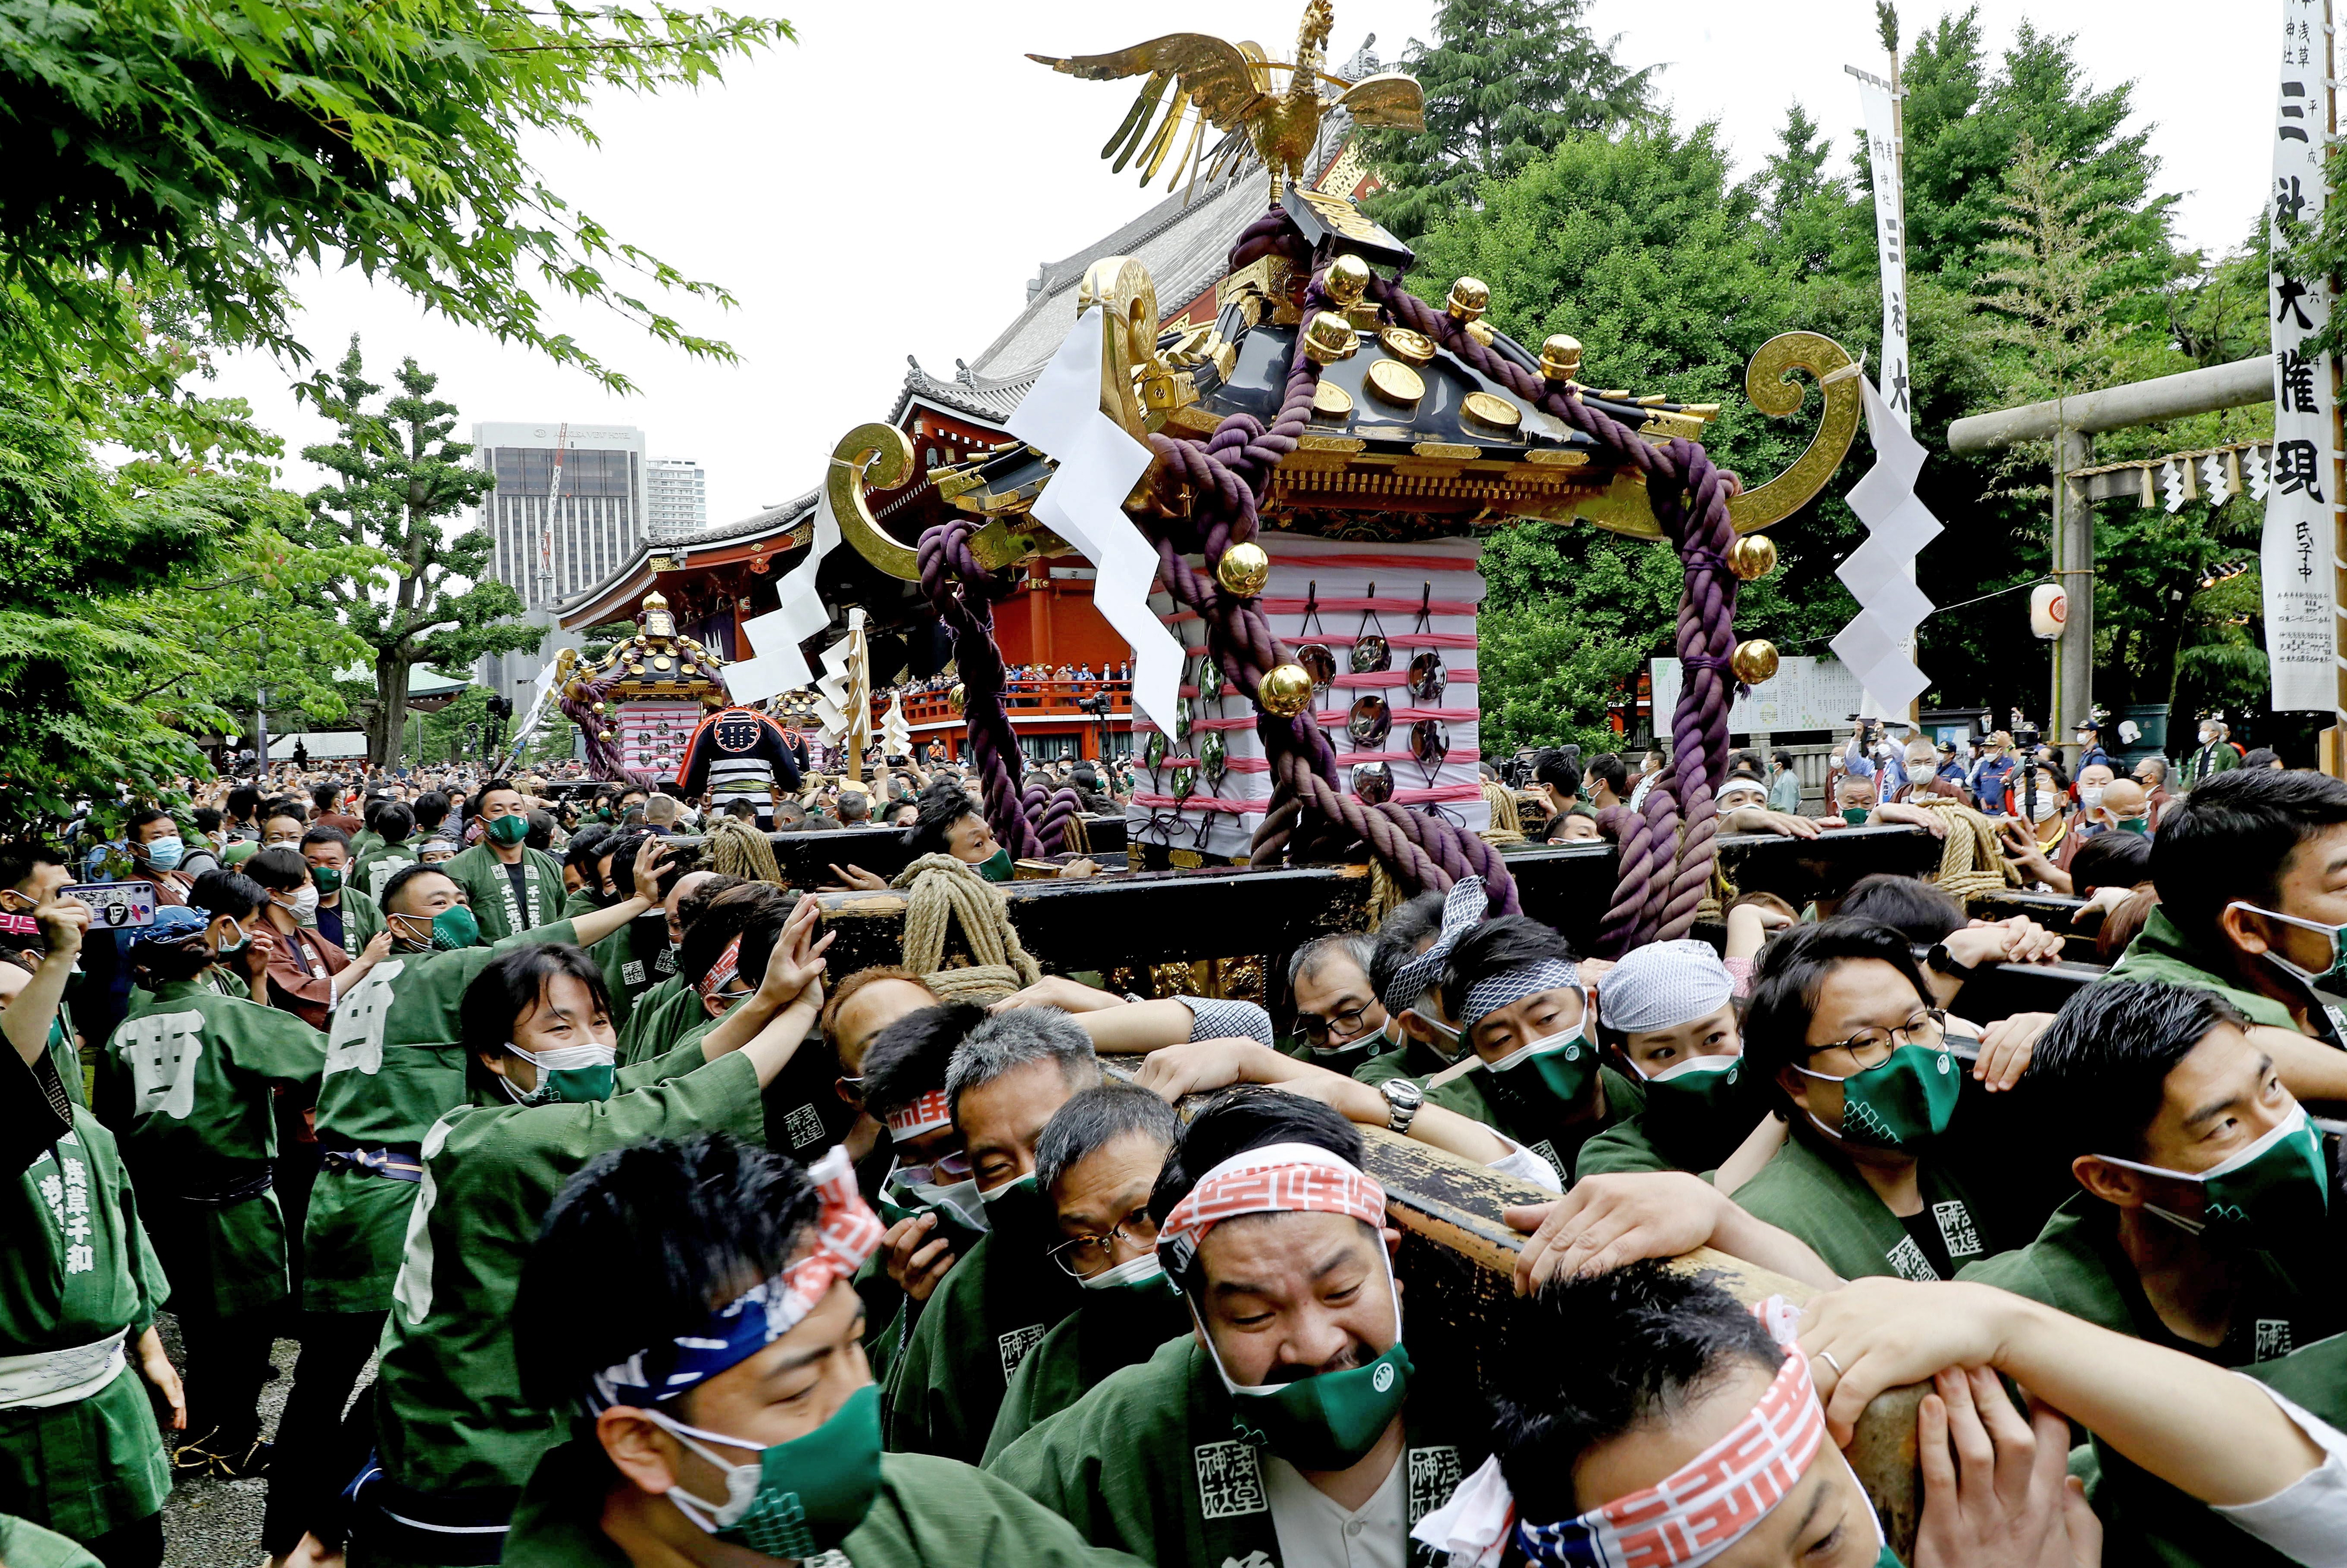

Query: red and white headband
884,1087,954,1142
695,934,743,1003
1156,1141,1387,1277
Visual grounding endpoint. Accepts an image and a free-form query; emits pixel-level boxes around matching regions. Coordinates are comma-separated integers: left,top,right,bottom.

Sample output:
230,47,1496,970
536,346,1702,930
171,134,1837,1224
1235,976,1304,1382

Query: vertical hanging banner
1848,64,1911,428
2264,0,2341,712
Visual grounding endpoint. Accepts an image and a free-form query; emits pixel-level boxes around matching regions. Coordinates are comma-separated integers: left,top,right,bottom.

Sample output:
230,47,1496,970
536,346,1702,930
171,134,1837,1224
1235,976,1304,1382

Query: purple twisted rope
1366,275,1744,953
917,519,1047,859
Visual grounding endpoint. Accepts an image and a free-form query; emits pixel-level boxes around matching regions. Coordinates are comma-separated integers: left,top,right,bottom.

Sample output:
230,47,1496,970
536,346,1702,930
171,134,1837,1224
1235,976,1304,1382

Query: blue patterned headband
1459,959,1581,1031
1377,875,1486,1018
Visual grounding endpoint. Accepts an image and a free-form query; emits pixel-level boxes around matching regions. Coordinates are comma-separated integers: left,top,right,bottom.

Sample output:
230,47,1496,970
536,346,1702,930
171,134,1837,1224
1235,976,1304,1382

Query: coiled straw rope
889,852,1044,1003
703,815,785,886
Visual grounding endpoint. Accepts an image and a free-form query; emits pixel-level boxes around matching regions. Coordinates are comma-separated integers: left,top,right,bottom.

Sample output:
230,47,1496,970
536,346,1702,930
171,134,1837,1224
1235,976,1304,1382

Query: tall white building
473,422,647,611
472,422,645,721
645,456,707,539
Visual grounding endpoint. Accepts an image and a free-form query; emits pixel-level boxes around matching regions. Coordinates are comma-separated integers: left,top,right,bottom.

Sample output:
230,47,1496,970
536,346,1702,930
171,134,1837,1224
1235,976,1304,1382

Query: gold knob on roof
1540,334,1583,381
1302,310,1358,365
1446,277,1490,322
1325,253,1372,306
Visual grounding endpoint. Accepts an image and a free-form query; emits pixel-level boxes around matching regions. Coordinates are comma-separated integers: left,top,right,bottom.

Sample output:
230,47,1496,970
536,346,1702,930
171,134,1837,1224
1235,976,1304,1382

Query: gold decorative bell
1728,534,1779,582
597,728,617,743
1446,277,1490,322
948,683,966,715
1730,639,1780,684
1539,334,1583,381
1325,253,1372,306
1217,542,1272,597
1258,663,1315,717
1301,310,1359,366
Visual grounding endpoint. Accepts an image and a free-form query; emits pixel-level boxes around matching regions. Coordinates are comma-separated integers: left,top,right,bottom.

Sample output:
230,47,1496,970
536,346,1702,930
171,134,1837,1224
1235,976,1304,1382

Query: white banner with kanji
1851,65,1911,428
2263,0,2341,712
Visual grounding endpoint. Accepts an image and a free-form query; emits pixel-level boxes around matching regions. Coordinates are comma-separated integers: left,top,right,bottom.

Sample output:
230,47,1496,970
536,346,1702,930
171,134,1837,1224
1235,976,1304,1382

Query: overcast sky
205,0,2276,529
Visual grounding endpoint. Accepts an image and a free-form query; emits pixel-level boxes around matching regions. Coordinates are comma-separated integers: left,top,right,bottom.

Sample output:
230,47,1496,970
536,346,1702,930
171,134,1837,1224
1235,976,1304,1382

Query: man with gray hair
1282,932,1388,1078
884,1008,1100,1463
987,1082,1190,1459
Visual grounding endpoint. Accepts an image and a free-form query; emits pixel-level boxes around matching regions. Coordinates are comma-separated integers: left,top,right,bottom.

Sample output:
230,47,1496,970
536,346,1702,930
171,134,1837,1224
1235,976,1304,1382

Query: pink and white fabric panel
1127,532,1488,862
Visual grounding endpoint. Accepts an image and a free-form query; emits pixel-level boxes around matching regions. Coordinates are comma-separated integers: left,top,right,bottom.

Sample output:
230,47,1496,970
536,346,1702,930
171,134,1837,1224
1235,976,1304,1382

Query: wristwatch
1377,1078,1425,1136
1923,940,1978,978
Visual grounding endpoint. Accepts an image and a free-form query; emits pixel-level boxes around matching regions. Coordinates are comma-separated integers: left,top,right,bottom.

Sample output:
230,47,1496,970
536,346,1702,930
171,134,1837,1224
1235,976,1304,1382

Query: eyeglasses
896,1150,973,1187
1808,1009,1947,1069
1047,1220,1153,1277
1298,1000,1376,1042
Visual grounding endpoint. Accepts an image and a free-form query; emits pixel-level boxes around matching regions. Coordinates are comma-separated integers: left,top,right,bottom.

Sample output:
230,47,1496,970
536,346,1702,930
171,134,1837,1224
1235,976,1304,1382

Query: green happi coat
0,1107,172,1543
883,1227,1082,1465
616,974,696,1067
984,1276,1194,1464
2104,908,2309,1032
323,887,386,960
441,843,565,943
862,1174,990,1388
303,919,579,1314
0,1513,102,1568
1422,1062,1646,1187
557,895,673,1033
2074,1331,2347,1567
505,1440,1148,1568
102,979,325,1317
1573,1088,1765,1182
353,844,418,904
1958,1194,2340,1367
1733,1131,1995,1282
989,1336,1482,1568
369,1042,764,1535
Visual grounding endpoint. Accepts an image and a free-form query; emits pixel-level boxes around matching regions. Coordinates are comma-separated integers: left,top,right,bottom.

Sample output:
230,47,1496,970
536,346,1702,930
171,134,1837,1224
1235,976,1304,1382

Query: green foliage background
1372,3,2279,756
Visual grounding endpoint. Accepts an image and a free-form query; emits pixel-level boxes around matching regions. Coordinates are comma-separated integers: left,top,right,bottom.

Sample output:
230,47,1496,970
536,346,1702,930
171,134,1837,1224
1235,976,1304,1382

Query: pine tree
291,337,539,764
1361,0,1655,241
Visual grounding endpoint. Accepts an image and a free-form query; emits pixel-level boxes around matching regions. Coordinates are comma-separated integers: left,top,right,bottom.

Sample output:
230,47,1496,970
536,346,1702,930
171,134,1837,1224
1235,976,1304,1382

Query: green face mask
654,1382,884,1558
310,865,343,894
2114,816,2149,835
405,905,481,952
1481,1027,1599,1116
1795,1041,1960,1151
1197,1251,1412,1471
484,812,530,846
978,1173,1055,1256
503,1042,616,1106
1841,807,1871,825
975,845,1014,883
2096,1104,2330,1249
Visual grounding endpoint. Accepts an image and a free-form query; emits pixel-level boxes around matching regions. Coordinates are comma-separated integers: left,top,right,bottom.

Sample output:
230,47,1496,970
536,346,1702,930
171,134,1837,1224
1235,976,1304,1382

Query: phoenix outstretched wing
1029,34,1270,181
1334,71,1426,130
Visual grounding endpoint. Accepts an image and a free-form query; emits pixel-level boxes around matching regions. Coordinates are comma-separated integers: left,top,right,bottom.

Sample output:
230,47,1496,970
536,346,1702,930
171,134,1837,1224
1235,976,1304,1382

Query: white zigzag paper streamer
2247,444,2273,503
1005,303,1186,733
2200,454,2233,509
1828,376,1942,715
2161,459,2187,513
729,484,845,706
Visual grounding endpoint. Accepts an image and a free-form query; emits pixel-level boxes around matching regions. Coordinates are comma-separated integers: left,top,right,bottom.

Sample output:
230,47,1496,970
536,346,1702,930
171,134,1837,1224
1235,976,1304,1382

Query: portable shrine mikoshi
827,144,1861,956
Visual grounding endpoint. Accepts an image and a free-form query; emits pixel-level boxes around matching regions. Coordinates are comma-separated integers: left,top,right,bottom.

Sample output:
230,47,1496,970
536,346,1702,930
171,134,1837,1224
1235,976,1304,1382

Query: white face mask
1081,1253,1166,1290
280,884,320,922
2029,790,2061,821
2200,730,2216,745
895,1169,988,1232
2078,785,2104,811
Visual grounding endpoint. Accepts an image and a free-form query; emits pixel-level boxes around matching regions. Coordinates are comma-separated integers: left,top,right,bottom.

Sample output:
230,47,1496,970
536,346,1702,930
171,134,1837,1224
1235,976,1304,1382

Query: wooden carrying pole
1359,1130,1925,1559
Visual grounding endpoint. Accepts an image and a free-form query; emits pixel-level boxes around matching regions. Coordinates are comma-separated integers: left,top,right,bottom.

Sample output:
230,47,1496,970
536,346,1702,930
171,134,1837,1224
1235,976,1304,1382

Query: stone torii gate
1948,355,2274,765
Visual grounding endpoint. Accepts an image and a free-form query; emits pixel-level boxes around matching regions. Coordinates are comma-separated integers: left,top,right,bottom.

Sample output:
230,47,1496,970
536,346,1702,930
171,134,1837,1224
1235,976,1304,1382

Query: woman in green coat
1731,920,2013,1282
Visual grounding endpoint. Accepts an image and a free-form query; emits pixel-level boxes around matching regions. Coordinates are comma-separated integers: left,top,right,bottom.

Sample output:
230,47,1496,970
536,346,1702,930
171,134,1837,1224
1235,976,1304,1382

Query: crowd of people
6,729,2347,1568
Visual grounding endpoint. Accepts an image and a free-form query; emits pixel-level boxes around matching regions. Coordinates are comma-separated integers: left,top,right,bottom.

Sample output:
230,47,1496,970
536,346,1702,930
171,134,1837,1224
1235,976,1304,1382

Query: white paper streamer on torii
727,484,846,707
1005,302,1186,733
1828,375,1943,716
